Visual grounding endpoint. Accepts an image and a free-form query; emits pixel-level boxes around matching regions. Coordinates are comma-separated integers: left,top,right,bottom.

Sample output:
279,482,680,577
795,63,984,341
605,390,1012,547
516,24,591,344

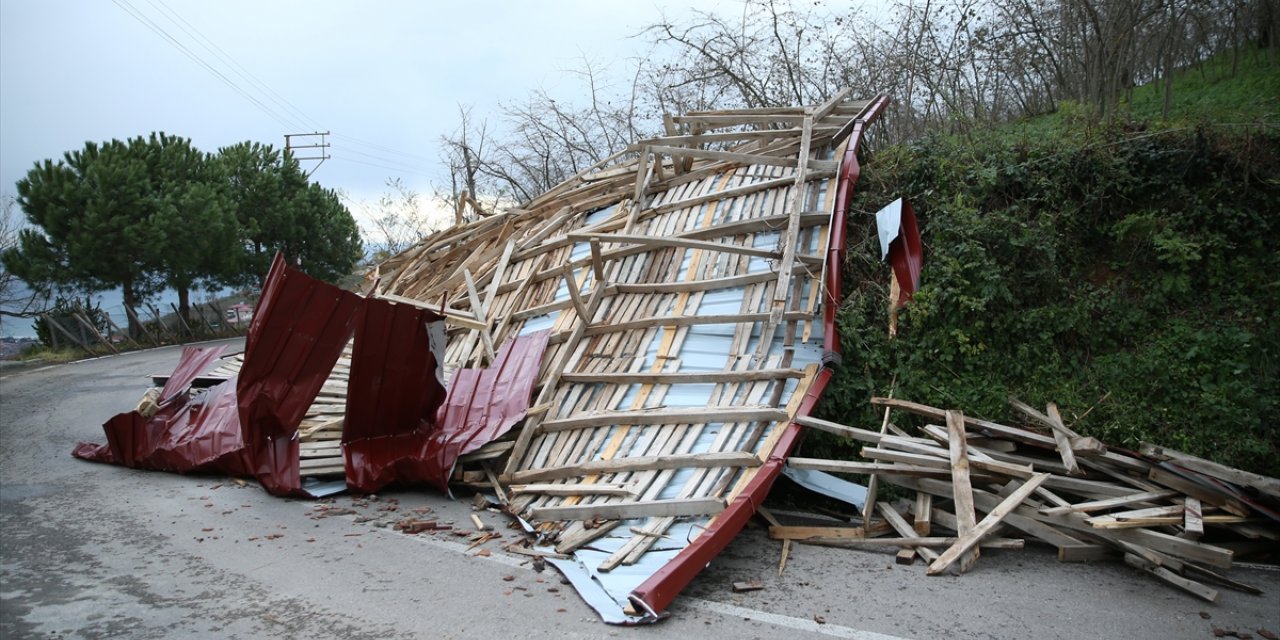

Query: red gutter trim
629,94,892,617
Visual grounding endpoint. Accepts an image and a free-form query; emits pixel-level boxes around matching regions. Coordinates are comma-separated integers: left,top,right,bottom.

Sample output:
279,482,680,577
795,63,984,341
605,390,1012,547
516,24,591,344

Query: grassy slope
812,46,1279,476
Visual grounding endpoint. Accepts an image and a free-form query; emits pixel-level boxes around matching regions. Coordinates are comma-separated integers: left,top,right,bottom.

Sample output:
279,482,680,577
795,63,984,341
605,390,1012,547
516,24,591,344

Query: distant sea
0,279,241,339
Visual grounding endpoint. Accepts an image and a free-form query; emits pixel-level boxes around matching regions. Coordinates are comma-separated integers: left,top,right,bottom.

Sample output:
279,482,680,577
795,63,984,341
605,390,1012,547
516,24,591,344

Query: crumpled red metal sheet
76,253,553,500
888,198,923,305
425,328,550,487
236,253,364,497
343,327,550,494
72,344,249,476
341,294,447,493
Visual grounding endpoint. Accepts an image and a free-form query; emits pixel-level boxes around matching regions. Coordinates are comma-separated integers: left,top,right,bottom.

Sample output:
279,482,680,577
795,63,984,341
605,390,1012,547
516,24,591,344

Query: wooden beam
768,522,892,541
651,170,835,216
876,502,939,563
1039,490,1180,516
927,474,1051,575
510,483,638,498
1140,442,1280,498
643,144,837,171
946,410,981,573
788,458,976,479
1183,497,1204,540
507,451,761,484
583,311,814,338
539,407,788,433
559,368,804,385
870,397,1058,449
528,497,725,521
569,232,780,260
1044,403,1082,475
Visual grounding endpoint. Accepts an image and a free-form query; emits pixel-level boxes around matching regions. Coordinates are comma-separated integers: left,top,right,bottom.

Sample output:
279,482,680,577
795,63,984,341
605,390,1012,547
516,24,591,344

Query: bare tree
367,179,448,260
0,194,45,320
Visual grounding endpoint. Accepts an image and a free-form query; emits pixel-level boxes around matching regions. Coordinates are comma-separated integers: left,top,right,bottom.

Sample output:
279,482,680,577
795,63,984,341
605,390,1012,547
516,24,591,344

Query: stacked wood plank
196,348,351,477
786,397,1279,603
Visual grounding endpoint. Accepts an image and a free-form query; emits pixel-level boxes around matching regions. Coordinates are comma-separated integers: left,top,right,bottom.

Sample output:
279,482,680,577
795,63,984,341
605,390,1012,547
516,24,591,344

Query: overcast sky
1,0,742,227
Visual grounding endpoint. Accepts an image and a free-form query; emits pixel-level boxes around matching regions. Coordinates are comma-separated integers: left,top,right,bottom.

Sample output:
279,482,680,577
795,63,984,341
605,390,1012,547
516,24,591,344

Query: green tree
3,139,164,335
138,133,238,322
217,142,362,285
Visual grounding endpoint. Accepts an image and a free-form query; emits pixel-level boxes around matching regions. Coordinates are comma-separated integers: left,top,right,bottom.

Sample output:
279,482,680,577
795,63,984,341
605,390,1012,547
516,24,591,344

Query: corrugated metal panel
341,296,549,493
72,345,250,476
236,253,364,497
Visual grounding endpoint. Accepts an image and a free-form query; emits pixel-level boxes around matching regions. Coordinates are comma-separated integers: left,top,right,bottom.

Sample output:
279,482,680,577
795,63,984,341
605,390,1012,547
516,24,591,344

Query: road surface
2,340,1277,639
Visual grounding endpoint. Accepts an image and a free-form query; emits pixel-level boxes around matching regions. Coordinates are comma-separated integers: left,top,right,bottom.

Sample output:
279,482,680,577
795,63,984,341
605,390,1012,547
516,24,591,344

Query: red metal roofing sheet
72,345,250,477
343,328,550,494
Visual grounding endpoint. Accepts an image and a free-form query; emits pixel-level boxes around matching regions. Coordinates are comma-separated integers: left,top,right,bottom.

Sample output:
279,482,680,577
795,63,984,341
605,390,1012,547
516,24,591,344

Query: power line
112,0,309,132
113,0,441,179
145,0,327,133
331,156,435,179
331,133,433,163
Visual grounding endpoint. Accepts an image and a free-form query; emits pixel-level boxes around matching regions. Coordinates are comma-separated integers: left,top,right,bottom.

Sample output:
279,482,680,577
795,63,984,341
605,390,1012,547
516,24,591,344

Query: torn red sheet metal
72,344,249,476
344,327,550,494
235,253,364,496
888,198,923,305
76,252,553,500
340,294,446,493
629,95,890,618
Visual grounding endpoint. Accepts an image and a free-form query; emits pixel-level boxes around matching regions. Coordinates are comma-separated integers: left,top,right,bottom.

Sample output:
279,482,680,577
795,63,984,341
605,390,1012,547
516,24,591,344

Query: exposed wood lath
367,91,890,621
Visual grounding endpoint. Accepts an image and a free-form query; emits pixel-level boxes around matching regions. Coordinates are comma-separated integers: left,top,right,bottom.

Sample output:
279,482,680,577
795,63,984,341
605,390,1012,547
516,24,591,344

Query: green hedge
814,121,1279,477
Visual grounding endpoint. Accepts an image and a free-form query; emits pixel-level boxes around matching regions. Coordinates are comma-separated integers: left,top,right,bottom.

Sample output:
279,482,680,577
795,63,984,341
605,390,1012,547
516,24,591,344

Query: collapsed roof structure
75,90,892,623
367,90,890,621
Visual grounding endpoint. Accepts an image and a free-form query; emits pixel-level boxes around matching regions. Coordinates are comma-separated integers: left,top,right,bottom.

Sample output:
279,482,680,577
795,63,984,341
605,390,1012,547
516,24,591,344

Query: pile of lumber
174,349,352,478
783,397,1279,603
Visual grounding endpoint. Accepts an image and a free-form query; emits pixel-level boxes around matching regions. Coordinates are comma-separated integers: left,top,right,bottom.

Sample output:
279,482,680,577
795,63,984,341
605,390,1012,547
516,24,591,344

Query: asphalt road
2,340,1277,639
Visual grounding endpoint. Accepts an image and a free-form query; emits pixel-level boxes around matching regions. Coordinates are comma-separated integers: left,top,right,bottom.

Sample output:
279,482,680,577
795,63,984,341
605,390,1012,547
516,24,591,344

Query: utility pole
284,131,331,178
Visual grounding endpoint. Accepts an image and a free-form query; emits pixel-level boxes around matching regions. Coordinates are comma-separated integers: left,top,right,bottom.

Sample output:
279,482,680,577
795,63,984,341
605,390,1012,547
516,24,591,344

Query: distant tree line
1,133,362,336
435,0,1274,207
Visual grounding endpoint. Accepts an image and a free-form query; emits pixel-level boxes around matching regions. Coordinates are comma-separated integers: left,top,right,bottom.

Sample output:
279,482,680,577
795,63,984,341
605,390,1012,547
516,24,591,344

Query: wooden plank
799,537,1025,549
1140,442,1280,498
1183,497,1204,540
651,171,835,216
876,502,939,563
871,397,1058,449
1057,544,1113,562
795,415,886,444
559,368,803,385
538,407,787,433
767,522,891,541
914,493,933,536
927,473,1050,575
671,113,809,126
528,497,725,521
1146,466,1250,517
1123,553,1219,602
582,311,813,338
509,483,638,497
569,232,779,260
507,451,761,484
1039,490,1180,516
1044,403,1082,475
644,144,837,171
788,458,976,479
887,475,1090,550
946,410,981,573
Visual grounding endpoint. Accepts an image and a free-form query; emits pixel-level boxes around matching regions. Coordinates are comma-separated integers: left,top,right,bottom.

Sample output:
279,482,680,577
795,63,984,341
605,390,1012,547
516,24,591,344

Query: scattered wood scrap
789,397,1279,603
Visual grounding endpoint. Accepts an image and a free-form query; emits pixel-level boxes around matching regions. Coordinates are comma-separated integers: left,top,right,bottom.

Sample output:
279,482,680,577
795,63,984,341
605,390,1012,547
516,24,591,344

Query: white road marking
683,597,914,640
